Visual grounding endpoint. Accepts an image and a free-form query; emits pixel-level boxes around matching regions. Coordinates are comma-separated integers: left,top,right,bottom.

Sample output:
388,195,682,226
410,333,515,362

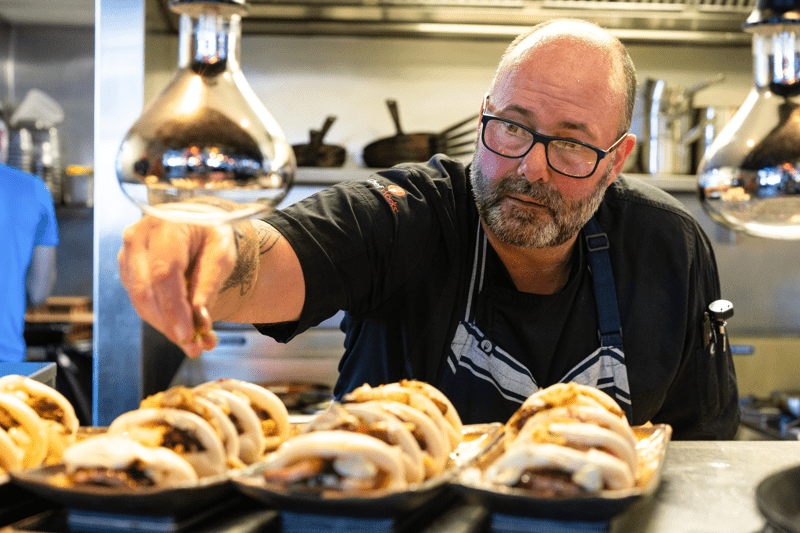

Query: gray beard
470,157,613,248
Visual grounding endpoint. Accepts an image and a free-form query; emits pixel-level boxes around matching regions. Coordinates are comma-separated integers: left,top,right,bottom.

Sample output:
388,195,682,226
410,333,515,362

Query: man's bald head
490,19,637,136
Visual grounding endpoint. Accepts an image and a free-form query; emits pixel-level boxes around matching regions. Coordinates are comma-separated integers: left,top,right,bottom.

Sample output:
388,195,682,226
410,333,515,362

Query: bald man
119,19,739,439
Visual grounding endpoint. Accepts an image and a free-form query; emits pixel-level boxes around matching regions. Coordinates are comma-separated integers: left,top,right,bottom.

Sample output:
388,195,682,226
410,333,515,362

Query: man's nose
517,141,550,183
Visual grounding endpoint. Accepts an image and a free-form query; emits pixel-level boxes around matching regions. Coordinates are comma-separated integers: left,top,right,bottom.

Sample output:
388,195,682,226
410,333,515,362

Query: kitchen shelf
148,0,753,45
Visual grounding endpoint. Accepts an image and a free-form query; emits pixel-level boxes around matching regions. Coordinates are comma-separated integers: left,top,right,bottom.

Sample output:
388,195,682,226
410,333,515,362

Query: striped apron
438,216,633,423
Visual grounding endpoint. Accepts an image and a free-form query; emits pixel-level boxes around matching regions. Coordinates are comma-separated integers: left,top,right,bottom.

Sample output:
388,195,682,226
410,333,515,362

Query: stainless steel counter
611,440,800,533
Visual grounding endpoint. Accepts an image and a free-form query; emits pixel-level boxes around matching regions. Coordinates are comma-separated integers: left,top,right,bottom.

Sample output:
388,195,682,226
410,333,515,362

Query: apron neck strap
584,216,623,347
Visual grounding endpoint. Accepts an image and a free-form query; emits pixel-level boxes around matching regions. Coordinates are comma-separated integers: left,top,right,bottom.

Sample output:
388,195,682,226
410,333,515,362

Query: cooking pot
637,74,726,175
362,99,478,168
292,115,347,168
689,105,739,172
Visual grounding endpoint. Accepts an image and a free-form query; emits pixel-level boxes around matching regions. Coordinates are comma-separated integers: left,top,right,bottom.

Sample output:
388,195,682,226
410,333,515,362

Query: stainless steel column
94,0,146,425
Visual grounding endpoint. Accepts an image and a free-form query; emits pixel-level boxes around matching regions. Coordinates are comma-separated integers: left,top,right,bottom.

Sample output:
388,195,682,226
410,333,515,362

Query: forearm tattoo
221,223,257,296
221,221,281,296
259,224,280,255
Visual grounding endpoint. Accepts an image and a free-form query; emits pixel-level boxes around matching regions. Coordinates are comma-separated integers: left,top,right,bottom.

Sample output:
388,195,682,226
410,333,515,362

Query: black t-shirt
258,155,739,439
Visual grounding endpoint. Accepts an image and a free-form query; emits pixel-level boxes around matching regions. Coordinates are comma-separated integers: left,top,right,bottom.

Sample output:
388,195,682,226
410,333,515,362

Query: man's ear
608,134,637,184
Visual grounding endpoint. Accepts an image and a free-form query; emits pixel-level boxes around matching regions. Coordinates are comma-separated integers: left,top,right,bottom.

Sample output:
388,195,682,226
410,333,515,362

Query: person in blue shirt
0,163,59,362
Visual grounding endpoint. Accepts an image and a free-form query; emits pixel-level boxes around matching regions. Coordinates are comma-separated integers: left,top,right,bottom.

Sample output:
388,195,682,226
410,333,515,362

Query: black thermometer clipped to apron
439,215,633,424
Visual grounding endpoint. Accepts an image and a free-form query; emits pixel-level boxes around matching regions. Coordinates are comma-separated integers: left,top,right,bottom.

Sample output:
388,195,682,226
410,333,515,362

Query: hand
118,215,238,358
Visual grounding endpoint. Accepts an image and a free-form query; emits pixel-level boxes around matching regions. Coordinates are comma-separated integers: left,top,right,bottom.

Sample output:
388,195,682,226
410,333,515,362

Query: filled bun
107,408,226,478
507,404,637,453
57,435,198,488
361,400,450,478
196,379,289,452
260,430,407,494
303,402,425,484
475,382,639,496
141,386,241,467
0,427,24,472
343,383,459,451
0,376,79,465
193,387,265,464
505,383,626,443
0,392,48,468
478,383,638,497
398,380,462,443
485,442,634,494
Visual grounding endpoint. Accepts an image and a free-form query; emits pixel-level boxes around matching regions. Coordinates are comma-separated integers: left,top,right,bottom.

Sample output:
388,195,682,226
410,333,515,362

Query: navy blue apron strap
584,216,623,348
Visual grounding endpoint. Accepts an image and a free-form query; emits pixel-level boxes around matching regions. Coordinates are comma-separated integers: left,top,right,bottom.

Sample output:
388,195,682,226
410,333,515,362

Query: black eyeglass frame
480,114,628,179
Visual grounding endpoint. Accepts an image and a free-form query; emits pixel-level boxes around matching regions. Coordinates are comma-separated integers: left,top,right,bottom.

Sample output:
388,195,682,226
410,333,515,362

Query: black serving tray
9,465,233,517
449,424,672,522
232,423,501,517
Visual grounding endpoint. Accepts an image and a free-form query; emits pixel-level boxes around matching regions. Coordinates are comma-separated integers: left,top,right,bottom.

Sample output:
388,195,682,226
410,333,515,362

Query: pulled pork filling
161,425,204,453
230,414,245,435
262,457,389,493
515,468,589,498
141,388,224,439
0,408,30,450
132,421,206,454
334,420,392,445
27,396,63,423
0,408,19,430
55,460,155,489
252,407,278,437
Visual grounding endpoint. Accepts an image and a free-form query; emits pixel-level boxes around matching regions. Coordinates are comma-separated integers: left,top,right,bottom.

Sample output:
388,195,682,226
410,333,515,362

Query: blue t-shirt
0,164,59,362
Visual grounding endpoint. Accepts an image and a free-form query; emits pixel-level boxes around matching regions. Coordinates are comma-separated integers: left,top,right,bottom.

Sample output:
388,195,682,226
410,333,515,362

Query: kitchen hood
148,0,754,44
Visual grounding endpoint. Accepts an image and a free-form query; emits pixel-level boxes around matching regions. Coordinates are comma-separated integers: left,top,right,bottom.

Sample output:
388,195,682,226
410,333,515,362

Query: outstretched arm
118,208,305,358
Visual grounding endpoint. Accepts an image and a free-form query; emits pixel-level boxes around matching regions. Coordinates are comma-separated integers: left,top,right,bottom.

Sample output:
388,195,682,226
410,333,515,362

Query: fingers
189,224,237,314
143,221,195,348
119,216,231,358
119,219,168,332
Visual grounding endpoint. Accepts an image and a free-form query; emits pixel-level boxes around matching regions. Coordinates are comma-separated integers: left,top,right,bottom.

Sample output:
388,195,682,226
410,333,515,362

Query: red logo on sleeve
386,185,406,197
367,179,406,213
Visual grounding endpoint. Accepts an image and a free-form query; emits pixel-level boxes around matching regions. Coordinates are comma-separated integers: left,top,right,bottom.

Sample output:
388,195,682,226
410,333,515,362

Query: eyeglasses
480,114,628,179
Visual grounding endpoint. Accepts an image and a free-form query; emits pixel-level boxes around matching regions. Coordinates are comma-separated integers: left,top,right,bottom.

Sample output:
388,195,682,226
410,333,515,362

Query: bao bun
263,430,408,493
0,392,47,468
0,427,24,472
343,383,460,451
303,402,426,484
61,435,198,487
0,376,78,465
141,386,241,465
486,442,634,492
107,408,226,477
195,379,289,453
193,387,264,464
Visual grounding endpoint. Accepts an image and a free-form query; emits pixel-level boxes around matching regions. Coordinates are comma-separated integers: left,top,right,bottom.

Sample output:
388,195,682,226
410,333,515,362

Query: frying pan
362,99,479,168
292,115,347,168
756,463,800,533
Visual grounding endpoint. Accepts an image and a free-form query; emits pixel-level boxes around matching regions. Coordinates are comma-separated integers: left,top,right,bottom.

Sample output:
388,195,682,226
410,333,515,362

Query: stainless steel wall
674,192,800,337
94,0,146,425
0,23,94,168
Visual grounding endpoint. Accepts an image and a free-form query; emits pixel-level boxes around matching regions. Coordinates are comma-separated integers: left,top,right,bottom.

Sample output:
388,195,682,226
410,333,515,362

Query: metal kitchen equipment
639,74,725,175
697,0,800,239
362,99,478,168
7,125,63,205
115,0,295,225
292,115,346,168
690,105,739,173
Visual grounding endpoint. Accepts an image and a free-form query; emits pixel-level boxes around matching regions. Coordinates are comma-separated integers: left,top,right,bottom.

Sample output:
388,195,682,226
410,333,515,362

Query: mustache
490,176,563,213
